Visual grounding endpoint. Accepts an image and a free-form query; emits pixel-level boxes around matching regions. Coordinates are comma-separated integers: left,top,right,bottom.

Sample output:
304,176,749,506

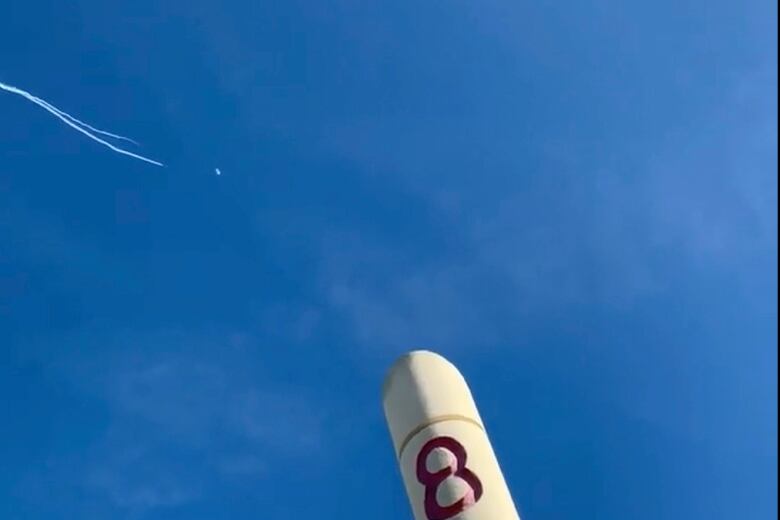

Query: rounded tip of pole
381,349,453,401
381,350,483,457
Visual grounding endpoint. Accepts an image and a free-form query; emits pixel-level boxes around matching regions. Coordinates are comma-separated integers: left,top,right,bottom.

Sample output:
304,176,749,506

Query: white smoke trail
33,95,140,146
1,80,163,167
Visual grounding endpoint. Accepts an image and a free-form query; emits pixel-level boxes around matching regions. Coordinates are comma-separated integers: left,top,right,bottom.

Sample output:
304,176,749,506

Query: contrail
1,80,163,167
1,84,138,144
33,96,140,146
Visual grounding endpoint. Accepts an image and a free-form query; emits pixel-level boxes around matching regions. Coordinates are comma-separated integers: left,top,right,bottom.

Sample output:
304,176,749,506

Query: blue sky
1,0,776,518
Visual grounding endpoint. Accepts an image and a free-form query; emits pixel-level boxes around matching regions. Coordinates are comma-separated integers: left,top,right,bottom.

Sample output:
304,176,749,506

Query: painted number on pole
416,436,484,520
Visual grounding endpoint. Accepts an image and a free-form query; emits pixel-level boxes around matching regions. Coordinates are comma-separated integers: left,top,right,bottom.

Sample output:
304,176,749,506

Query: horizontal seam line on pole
397,414,485,459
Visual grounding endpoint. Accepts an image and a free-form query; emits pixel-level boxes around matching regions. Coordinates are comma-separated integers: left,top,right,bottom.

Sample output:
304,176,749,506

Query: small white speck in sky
215,168,222,176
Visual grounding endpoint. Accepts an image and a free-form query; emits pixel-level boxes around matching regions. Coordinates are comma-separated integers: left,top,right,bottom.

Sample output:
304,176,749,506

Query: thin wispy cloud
315,60,777,352
18,329,330,512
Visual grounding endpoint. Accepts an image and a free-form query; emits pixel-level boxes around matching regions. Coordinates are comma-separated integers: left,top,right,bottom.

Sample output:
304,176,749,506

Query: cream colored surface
383,350,521,520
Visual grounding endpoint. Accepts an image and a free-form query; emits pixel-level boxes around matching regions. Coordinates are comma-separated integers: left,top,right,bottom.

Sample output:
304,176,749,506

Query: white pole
382,350,521,520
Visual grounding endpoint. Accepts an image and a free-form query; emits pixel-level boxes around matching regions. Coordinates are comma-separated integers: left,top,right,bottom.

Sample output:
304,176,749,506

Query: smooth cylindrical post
382,350,521,520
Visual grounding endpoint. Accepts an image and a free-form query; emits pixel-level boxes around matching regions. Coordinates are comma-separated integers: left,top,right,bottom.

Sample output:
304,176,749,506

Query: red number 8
416,436,483,520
